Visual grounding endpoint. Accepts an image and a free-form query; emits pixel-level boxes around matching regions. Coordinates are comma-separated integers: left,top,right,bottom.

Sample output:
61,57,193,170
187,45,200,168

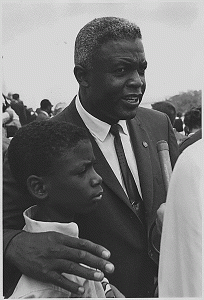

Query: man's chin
119,107,139,120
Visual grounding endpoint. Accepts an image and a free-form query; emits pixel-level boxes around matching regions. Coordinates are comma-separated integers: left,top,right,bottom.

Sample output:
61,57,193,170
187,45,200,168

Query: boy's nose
91,170,102,186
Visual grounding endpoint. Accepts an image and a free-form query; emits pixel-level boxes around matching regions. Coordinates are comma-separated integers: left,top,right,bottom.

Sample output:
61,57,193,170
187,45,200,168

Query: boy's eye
75,166,87,177
78,168,86,175
77,163,92,176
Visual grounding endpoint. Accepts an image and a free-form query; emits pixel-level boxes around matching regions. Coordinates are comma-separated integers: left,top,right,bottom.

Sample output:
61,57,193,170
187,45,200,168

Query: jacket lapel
127,117,154,215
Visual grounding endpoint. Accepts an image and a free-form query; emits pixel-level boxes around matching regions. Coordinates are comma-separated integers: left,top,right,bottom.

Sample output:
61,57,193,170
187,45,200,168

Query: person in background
35,107,41,115
179,128,202,153
36,99,53,121
5,93,37,125
151,101,176,126
8,121,123,298
25,107,37,123
173,111,183,132
151,101,186,145
10,93,28,126
158,138,203,297
2,94,12,158
3,16,179,298
180,106,202,152
2,94,21,139
183,106,201,136
53,102,68,116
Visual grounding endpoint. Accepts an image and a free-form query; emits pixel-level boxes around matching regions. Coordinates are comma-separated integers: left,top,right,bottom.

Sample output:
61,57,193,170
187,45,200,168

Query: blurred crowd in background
2,91,202,161
2,92,67,159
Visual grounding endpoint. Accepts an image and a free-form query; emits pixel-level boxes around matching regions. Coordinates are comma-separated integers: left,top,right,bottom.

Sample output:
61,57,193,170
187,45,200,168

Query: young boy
7,120,123,298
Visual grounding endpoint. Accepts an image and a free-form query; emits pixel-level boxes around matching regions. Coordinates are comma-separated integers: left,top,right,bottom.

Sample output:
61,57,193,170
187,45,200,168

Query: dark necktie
110,124,145,224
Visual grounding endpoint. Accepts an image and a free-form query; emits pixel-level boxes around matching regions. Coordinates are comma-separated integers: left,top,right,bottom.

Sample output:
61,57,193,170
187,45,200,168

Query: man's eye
115,67,125,74
138,61,147,75
138,69,145,75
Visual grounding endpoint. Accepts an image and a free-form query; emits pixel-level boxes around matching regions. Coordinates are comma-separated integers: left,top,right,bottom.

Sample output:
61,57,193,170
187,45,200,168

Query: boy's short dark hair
8,120,89,191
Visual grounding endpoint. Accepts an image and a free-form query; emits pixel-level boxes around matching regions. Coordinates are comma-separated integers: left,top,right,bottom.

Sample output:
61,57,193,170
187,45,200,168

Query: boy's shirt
10,205,113,298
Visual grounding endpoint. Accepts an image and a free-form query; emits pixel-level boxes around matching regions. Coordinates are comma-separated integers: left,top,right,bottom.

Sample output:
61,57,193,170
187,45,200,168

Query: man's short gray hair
74,17,142,70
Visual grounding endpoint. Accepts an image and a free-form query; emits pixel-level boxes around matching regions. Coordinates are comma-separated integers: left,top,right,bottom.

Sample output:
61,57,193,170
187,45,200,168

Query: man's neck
78,94,118,125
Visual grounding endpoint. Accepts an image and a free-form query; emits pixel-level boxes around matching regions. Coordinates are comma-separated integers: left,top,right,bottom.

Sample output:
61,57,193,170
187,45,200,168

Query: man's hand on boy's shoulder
5,230,115,295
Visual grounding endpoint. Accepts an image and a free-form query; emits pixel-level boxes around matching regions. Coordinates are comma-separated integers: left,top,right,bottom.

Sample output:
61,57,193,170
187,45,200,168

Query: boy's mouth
92,190,103,201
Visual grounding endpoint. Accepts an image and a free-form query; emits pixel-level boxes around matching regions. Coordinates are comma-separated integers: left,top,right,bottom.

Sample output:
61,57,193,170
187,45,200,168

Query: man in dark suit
3,17,179,298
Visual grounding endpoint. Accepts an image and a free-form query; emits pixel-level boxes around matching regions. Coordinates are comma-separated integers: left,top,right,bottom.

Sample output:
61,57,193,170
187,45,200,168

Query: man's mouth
122,94,142,105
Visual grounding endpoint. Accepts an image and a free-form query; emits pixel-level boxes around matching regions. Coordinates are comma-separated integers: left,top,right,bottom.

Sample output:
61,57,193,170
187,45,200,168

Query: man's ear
74,65,89,87
27,175,48,201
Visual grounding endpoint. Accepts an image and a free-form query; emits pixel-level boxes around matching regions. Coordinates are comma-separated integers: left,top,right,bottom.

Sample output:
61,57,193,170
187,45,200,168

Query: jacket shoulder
135,106,169,125
51,97,76,122
137,106,167,117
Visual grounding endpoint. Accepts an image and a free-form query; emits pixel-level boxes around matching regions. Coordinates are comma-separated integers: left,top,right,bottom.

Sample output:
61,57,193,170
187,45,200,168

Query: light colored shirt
40,110,49,117
10,205,112,298
76,95,142,198
158,139,203,297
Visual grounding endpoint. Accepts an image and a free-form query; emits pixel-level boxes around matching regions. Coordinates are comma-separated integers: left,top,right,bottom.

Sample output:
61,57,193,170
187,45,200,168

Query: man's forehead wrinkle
110,54,146,63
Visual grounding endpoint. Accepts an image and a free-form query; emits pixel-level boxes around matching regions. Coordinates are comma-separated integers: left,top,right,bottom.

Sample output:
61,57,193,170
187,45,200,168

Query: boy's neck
34,204,75,223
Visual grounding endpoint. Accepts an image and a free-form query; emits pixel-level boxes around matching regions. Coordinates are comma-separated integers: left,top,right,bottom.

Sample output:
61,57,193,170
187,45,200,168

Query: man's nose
126,70,143,88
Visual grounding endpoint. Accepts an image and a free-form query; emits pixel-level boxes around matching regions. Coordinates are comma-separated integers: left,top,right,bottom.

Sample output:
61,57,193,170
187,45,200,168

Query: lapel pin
142,141,148,148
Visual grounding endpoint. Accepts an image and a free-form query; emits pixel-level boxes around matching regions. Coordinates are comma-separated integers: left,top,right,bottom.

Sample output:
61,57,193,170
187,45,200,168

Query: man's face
44,140,103,215
84,38,147,124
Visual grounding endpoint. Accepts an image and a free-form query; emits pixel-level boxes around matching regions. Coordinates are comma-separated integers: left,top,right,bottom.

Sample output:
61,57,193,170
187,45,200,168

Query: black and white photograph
2,1,203,299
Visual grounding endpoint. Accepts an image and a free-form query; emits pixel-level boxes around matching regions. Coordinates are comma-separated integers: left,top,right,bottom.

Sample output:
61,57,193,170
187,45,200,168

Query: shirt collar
23,205,79,238
75,95,128,141
41,110,49,117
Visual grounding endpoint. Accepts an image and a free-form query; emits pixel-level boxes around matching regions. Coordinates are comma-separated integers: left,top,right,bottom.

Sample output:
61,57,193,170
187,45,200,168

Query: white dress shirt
76,95,142,198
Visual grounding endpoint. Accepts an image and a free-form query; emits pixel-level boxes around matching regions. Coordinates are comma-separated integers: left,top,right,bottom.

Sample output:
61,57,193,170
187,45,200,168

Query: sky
2,1,204,110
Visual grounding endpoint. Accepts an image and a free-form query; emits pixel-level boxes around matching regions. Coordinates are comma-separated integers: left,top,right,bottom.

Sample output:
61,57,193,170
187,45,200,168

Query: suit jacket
3,97,179,297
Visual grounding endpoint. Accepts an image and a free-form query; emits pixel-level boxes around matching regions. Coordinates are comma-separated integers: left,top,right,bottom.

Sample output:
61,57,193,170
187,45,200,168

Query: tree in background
165,90,201,115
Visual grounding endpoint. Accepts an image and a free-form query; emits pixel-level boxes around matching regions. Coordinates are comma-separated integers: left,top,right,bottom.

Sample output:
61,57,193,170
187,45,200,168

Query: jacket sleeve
3,152,33,232
3,151,34,296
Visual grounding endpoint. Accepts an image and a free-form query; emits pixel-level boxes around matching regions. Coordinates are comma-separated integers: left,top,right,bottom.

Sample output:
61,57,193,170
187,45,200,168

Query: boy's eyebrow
72,158,96,169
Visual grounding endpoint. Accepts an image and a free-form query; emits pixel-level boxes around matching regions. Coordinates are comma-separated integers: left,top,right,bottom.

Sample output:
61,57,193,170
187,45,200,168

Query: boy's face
44,140,103,215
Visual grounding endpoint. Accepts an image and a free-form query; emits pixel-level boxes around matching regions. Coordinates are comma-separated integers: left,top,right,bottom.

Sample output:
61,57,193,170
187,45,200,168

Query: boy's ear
27,175,48,201
74,65,89,87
